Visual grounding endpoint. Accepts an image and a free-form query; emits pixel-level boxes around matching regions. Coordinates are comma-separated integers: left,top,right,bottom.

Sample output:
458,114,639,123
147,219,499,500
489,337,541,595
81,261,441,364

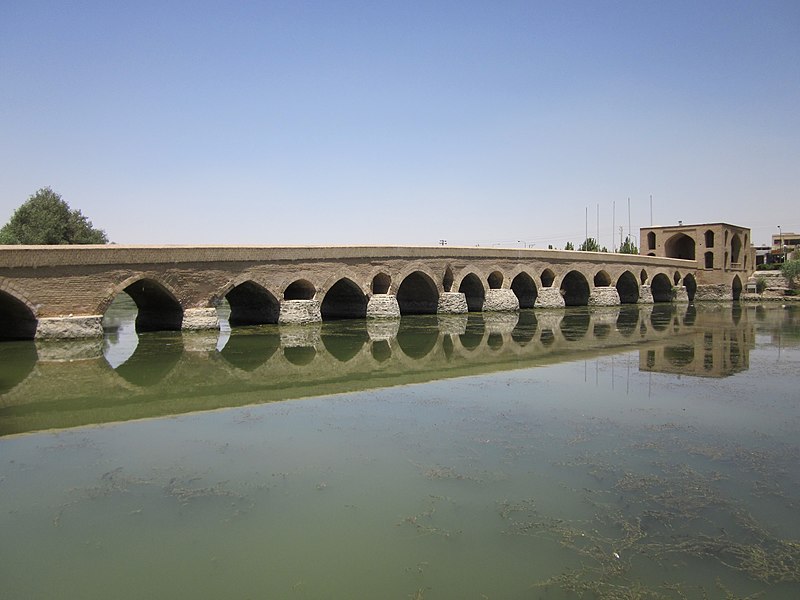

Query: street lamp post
778,225,784,263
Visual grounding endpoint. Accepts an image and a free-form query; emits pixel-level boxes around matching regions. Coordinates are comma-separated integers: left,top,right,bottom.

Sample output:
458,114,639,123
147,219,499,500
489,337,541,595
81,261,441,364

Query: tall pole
585,206,588,243
596,203,600,246
612,200,616,252
627,197,632,240
778,225,783,262
649,194,653,226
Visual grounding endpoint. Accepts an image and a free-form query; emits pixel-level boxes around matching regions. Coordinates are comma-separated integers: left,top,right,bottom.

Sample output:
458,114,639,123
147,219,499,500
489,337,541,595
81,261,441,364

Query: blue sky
1,1,798,247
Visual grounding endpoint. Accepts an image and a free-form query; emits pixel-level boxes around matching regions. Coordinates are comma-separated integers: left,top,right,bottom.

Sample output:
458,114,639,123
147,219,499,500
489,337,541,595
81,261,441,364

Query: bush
756,276,768,293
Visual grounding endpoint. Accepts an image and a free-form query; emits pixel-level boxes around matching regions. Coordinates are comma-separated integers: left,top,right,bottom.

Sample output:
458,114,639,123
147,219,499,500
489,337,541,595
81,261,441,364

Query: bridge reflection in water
0,303,778,437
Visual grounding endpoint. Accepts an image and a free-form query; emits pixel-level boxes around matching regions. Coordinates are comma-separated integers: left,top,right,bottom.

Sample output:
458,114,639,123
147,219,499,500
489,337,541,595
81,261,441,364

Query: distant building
772,232,799,262
639,222,754,300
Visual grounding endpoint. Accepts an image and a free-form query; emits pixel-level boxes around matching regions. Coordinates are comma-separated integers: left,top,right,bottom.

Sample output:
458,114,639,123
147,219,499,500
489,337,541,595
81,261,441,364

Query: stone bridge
0,245,748,340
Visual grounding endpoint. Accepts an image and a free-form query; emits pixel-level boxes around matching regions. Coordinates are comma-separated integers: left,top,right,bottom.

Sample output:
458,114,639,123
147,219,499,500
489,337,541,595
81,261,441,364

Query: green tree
564,241,574,250
578,237,601,252
0,187,108,244
781,259,800,290
618,236,639,255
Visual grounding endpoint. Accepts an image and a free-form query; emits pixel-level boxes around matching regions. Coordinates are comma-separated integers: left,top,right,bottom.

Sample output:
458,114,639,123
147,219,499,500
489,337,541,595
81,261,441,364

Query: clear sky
1,1,798,248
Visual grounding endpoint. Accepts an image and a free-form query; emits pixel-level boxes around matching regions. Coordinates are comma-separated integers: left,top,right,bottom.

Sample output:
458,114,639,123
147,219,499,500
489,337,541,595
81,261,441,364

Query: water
1,302,799,599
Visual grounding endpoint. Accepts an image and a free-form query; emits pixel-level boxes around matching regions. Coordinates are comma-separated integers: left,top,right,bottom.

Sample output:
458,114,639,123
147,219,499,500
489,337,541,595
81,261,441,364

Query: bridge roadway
0,244,740,340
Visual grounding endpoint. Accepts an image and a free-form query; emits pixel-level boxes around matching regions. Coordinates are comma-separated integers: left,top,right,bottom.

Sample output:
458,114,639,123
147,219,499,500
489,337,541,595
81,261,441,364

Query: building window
647,231,656,250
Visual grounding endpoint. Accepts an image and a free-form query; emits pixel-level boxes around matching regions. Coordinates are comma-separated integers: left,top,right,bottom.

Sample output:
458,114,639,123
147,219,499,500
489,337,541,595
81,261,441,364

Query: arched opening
704,230,714,248
372,273,391,295
560,271,590,306
488,271,503,289
284,346,316,366
284,280,315,300
371,340,391,363
511,272,537,308
640,269,648,285
647,252,656,257
683,274,697,301
0,291,37,340
704,252,714,269
397,272,439,315
487,333,503,350
732,275,743,301
616,271,639,304
647,231,656,250
120,279,183,333
650,304,675,331
650,273,673,303
616,305,638,336
664,233,695,260
321,321,369,361
511,311,537,346
731,234,742,265
442,267,454,292
541,269,555,288
593,270,611,287
220,332,280,371
673,271,681,285
226,281,280,327
459,273,485,312
321,279,368,320
724,251,729,269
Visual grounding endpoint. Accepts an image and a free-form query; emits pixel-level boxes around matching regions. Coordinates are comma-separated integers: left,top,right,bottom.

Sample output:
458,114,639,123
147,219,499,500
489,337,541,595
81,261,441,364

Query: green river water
1,300,799,599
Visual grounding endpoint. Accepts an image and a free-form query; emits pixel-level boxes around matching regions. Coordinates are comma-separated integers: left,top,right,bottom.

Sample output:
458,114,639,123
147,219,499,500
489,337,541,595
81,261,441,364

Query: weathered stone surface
366,294,400,319
182,331,219,353
639,285,654,304
694,284,732,301
280,323,322,347
673,286,689,303
536,311,564,331
35,338,103,361
588,286,620,306
534,287,565,308
484,289,519,312
279,299,322,324
35,315,103,339
182,307,220,331
437,292,468,314
484,311,519,334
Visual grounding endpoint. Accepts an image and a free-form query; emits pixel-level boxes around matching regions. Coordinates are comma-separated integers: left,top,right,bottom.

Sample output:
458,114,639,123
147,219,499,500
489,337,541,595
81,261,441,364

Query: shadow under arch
459,273,485,312
650,273,673,302
220,330,280,371
0,340,37,393
321,321,369,362
665,344,695,368
225,281,280,326
396,315,439,359
397,271,439,315
321,278,368,320
732,275,743,301
511,272,537,308
616,305,639,337
616,271,639,304
511,310,537,346
665,233,695,260
683,274,697,301
116,278,183,333
560,271,590,306
0,290,38,340
284,345,316,366
650,304,676,332
114,331,184,386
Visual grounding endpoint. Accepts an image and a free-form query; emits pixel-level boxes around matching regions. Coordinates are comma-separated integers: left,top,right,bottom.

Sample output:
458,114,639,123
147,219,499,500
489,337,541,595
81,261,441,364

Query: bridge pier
483,289,519,312
534,287,565,308
437,292,468,314
279,299,322,324
366,294,401,319
639,285,655,304
673,286,689,303
588,286,621,306
182,308,220,331
36,315,103,339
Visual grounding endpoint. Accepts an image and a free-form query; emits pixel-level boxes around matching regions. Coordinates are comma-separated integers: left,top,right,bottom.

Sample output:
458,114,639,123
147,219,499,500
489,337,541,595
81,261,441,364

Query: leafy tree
0,187,108,244
578,237,601,252
781,259,800,290
618,236,639,255
564,241,574,250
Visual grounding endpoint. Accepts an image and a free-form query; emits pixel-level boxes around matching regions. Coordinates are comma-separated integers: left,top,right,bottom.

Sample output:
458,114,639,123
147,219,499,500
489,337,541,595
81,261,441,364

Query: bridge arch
442,267,454,292
224,280,280,326
458,273,486,312
540,269,555,288
321,277,368,320
0,289,38,340
510,271,537,308
102,276,183,333
683,273,697,301
396,270,439,314
593,270,611,287
371,272,391,295
488,271,503,290
560,271,590,306
650,273,673,303
284,279,316,300
732,275,743,301
615,271,639,304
